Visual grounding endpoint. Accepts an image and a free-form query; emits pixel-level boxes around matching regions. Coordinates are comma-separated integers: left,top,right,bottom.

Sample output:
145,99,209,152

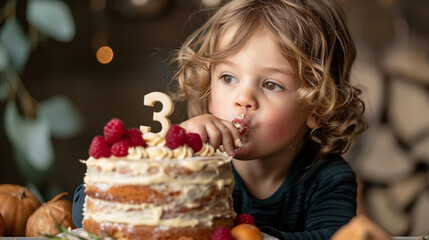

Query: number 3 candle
141,92,174,136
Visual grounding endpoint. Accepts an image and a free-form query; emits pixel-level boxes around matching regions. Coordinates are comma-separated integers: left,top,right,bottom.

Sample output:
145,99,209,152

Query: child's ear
306,112,320,129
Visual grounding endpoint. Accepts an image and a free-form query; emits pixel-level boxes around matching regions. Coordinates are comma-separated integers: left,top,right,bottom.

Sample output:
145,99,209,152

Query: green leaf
0,18,31,72
0,74,9,101
0,43,8,71
14,148,50,184
4,101,54,172
37,95,83,138
27,0,75,42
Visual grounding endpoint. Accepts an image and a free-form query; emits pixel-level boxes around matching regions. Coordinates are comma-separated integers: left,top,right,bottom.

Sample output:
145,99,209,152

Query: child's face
209,27,314,160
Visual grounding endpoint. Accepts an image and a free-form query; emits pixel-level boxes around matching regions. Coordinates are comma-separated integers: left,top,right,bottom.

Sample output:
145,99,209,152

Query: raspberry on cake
82,118,236,240
165,124,187,149
110,137,132,157
127,128,146,147
89,135,111,159
185,132,203,153
104,118,127,144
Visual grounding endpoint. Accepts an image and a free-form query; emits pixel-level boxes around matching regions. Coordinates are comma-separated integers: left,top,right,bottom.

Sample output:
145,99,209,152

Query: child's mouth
232,118,250,135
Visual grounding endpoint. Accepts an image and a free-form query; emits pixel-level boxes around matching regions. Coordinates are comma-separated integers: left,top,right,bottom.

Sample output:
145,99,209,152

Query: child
72,0,367,238
171,0,366,239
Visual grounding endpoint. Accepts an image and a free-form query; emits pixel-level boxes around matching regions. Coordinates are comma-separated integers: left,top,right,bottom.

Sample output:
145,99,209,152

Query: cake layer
86,196,234,216
84,217,235,240
85,181,233,204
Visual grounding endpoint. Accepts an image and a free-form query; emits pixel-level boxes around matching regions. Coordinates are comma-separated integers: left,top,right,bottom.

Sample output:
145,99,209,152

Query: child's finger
205,121,223,150
221,120,242,148
212,120,236,156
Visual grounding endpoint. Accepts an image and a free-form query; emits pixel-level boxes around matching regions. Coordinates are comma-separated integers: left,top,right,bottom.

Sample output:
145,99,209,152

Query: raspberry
104,118,127,144
110,137,132,157
185,133,203,153
165,125,186,149
127,128,146,147
211,227,233,240
235,213,255,225
89,135,111,158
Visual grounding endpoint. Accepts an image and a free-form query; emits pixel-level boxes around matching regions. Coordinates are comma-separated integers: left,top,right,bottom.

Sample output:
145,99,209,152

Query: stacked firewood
338,0,429,236
349,43,429,235
346,35,429,237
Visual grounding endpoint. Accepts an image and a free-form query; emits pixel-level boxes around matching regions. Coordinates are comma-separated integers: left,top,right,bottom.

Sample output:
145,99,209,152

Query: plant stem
5,65,38,118
0,0,18,23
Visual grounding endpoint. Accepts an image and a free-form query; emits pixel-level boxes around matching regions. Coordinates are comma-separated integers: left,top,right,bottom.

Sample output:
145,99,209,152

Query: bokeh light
90,0,106,12
96,46,114,64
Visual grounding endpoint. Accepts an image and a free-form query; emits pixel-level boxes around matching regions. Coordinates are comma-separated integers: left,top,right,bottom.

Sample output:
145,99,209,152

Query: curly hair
171,0,367,156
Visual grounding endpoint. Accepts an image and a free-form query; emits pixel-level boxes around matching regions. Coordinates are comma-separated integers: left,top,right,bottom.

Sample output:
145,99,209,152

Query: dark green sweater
72,155,356,240
232,155,357,240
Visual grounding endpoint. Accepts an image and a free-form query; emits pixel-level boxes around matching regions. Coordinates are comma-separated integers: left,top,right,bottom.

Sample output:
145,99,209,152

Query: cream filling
84,195,235,227
84,157,232,186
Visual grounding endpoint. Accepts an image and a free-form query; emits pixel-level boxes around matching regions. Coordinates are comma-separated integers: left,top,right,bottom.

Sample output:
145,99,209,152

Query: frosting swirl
127,146,148,160
173,145,194,159
146,146,173,160
143,132,166,147
196,143,215,157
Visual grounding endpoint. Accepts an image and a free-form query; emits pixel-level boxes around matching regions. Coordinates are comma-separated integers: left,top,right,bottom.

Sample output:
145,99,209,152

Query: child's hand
179,114,242,156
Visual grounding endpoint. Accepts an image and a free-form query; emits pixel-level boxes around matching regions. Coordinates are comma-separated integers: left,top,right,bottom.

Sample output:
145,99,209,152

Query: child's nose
234,88,258,111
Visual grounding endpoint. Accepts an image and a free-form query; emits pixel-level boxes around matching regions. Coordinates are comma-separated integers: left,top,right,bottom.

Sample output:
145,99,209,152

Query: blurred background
0,0,428,236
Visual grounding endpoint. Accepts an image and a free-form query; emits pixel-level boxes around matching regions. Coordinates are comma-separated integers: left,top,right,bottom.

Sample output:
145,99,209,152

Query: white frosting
143,132,166,147
83,156,232,186
172,145,194,159
196,143,215,156
146,146,174,160
127,146,148,160
83,131,235,228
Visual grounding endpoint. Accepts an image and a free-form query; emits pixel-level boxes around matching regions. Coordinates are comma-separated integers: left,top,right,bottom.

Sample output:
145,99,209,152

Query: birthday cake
81,115,236,239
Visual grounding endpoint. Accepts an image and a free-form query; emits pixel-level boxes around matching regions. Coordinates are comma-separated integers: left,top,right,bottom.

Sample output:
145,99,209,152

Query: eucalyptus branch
5,64,37,118
0,0,17,23
28,24,41,50
45,223,115,240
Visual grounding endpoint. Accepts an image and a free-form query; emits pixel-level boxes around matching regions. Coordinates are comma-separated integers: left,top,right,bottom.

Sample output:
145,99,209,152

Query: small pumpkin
25,192,76,237
0,212,5,237
0,184,41,236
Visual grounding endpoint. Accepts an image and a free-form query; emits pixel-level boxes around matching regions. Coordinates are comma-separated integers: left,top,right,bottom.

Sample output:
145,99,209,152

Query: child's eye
263,81,283,91
221,74,238,84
